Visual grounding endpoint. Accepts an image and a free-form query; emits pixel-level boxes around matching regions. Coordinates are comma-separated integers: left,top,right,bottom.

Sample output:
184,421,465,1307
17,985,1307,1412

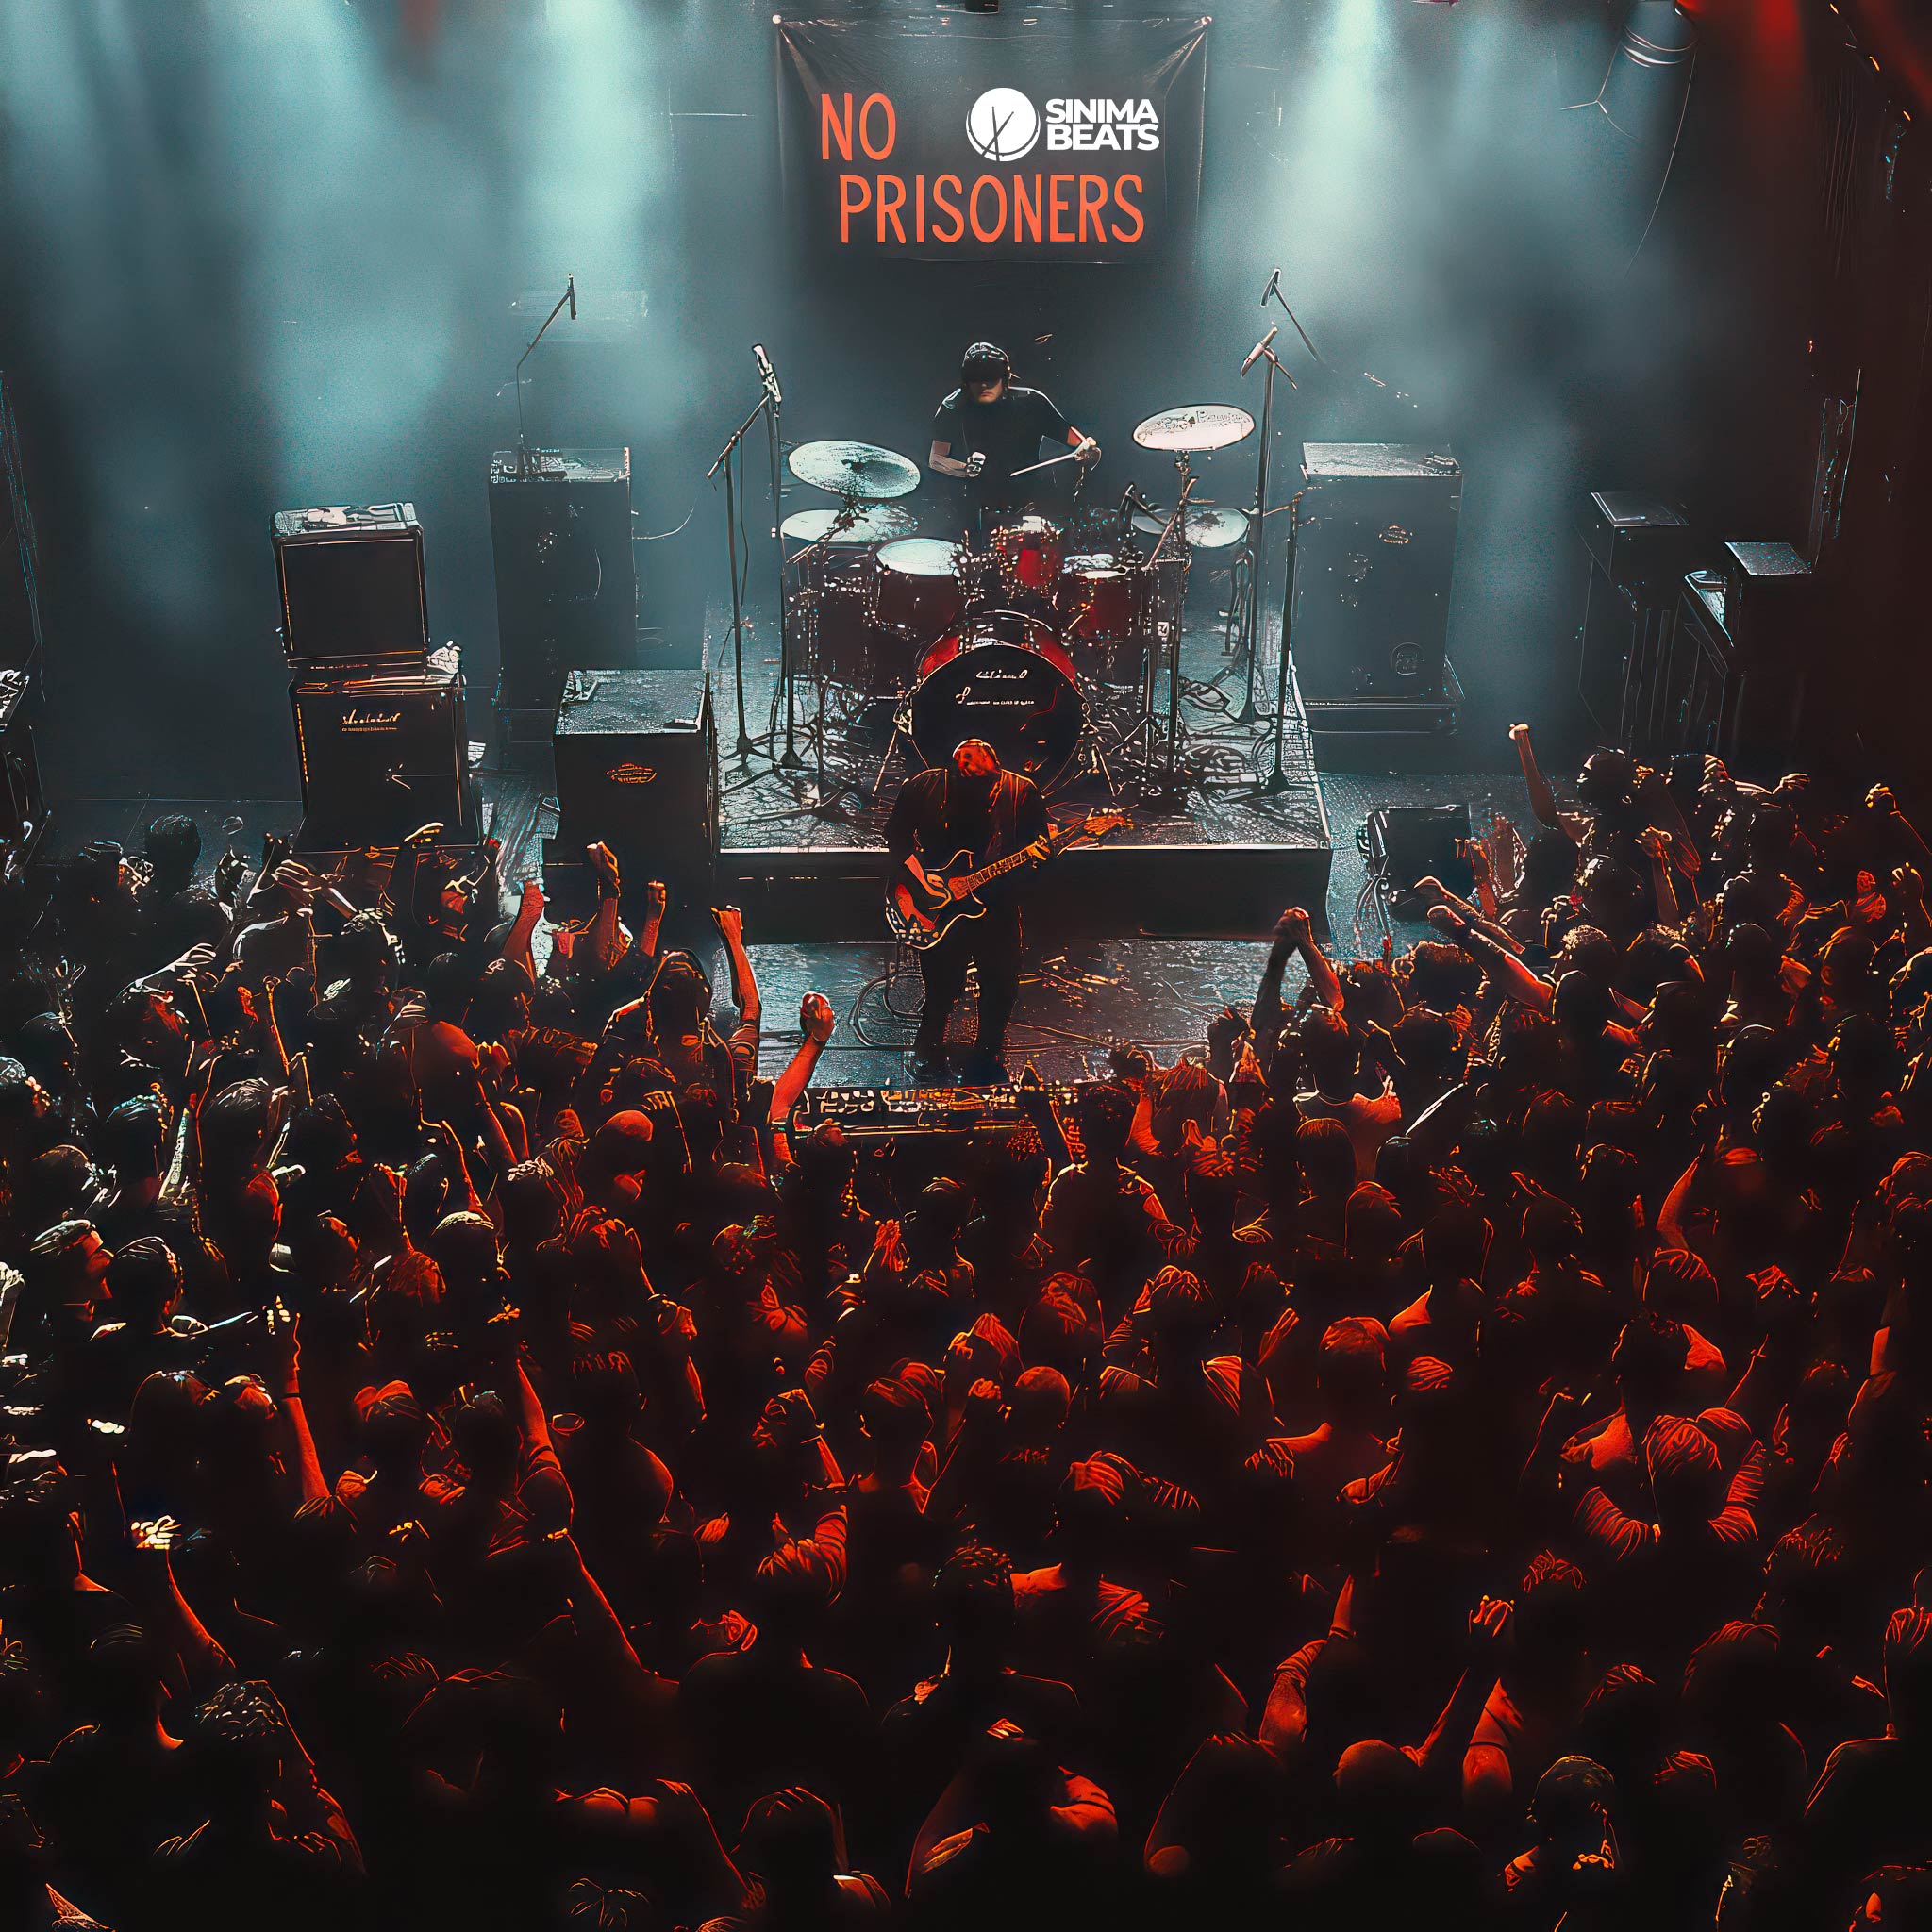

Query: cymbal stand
1234,328,1294,724
784,504,869,813
706,388,775,759
1109,472,1195,792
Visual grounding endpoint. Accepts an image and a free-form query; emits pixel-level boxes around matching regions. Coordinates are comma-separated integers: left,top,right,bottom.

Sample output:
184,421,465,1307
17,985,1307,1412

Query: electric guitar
887,810,1130,950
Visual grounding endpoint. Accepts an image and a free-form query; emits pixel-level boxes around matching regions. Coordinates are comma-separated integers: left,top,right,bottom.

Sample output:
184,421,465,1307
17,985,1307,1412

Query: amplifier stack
272,504,477,849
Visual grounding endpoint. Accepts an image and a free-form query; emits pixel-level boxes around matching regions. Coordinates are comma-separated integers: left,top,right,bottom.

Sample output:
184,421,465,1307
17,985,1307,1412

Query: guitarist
885,739,1048,1085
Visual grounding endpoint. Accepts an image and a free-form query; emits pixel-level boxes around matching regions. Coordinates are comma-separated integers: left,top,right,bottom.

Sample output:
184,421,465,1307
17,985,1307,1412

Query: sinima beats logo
965,87,1160,159
965,89,1040,161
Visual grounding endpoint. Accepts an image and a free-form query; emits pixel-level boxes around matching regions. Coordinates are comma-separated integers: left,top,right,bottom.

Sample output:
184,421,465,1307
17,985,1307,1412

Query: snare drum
872,539,963,641
990,515,1065,602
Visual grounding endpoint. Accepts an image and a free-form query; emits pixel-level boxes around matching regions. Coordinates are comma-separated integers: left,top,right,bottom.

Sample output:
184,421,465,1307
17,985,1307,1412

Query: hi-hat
781,504,918,544
1131,507,1250,550
788,439,922,500
1132,405,1256,453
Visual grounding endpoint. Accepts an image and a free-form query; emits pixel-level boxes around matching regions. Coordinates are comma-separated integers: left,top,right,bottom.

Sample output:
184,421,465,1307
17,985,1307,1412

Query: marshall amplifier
1289,444,1462,713
273,504,429,678
490,450,638,709
292,661,474,849
546,668,715,914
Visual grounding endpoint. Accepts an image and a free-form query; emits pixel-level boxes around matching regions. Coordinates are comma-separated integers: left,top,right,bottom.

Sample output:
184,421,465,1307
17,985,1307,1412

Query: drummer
928,341,1100,544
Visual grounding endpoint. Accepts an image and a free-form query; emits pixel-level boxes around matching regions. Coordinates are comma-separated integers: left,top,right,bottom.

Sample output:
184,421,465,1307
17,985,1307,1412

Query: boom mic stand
706,381,781,760
1234,308,1294,724
752,345,802,768
512,275,577,479
1256,483,1307,796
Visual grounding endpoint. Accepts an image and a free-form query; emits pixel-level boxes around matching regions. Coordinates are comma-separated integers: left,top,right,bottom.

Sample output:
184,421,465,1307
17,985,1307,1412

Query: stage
704,585,1334,942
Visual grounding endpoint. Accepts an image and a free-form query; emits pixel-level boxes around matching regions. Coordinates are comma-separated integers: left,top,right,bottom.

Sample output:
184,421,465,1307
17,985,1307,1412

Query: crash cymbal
787,439,922,500
780,504,919,545
1130,506,1250,550
1132,405,1256,453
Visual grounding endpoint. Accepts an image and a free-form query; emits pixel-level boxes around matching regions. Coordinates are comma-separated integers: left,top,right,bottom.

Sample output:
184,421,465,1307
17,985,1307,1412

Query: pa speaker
490,450,638,708
1290,444,1461,707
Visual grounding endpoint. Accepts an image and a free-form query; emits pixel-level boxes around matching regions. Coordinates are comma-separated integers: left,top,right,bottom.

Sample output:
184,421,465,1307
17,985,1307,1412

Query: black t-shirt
884,769,1049,899
932,385,1071,510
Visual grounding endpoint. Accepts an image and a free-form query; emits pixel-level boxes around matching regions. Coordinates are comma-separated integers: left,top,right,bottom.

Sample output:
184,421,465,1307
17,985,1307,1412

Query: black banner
776,15,1209,264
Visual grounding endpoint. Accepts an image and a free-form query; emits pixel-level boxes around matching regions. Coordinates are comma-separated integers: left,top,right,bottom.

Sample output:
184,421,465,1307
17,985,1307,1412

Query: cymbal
1132,405,1255,453
788,439,922,500
1131,506,1250,550
781,504,918,545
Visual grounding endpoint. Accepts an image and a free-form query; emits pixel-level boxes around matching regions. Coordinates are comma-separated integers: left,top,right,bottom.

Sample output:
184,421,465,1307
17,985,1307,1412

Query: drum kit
779,401,1258,798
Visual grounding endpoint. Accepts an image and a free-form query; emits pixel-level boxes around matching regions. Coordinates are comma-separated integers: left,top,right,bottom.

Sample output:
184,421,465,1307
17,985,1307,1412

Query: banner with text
776,15,1209,263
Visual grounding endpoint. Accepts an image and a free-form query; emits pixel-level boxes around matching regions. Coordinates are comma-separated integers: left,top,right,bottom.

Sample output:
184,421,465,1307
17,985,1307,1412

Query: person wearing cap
927,341,1099,534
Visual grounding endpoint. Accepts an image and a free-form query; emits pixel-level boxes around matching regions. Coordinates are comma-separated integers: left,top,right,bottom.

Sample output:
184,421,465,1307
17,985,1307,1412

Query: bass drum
908,609,1083,788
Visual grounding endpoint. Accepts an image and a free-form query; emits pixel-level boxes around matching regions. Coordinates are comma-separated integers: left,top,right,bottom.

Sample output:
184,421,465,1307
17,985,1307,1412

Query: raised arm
767,992,836,1127
1426,905,1553,1012
711,904,760,1032
502,878,545,982
1276,905,1342,1013
1508,722,1566,831
585,843,629,976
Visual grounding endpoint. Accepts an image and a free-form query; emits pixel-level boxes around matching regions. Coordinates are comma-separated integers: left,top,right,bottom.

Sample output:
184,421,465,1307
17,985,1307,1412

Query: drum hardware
780,504,917,545
1102,478,1196,797
874,538,966,641
990,515,1066,606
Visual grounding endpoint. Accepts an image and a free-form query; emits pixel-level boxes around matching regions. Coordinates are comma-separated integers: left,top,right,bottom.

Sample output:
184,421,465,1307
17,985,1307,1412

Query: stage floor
43,768,1530,1086
705,591,1333,941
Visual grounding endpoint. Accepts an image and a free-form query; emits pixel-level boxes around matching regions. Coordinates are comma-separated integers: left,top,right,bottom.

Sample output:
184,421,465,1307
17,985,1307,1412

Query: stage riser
715,841,1332,942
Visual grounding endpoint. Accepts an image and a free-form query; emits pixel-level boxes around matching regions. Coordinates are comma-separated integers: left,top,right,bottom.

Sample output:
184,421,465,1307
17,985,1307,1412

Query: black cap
961,341,1010,383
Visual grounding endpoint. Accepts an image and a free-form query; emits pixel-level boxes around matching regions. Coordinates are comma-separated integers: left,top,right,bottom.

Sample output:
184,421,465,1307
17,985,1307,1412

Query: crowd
4,724,1932,1931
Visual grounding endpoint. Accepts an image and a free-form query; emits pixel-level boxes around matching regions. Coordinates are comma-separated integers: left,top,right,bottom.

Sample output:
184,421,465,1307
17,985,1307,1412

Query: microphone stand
1235,324,1293,724
760,372,802,768
1257,481,1308,796
707,389,775,759
513,275,576,479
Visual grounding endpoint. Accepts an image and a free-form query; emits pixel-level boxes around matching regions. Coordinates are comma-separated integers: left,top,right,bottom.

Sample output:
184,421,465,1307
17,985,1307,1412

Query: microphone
1241,325,1279,376
1261,266,1281,308
753,343,782,406
566,274,576,321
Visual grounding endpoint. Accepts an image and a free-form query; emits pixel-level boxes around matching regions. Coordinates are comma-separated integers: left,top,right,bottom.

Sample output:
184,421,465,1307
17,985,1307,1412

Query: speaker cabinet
547,668,715,914
292,663,473,849
273,504,429,678
490,450,638,708
1290,444,1461,708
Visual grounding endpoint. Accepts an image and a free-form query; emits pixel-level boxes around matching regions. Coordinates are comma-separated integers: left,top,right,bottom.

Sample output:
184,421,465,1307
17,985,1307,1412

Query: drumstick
1008,448,1083,479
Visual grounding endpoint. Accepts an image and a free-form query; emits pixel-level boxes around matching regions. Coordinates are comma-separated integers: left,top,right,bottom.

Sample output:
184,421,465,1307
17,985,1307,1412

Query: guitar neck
957,824,1080,897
